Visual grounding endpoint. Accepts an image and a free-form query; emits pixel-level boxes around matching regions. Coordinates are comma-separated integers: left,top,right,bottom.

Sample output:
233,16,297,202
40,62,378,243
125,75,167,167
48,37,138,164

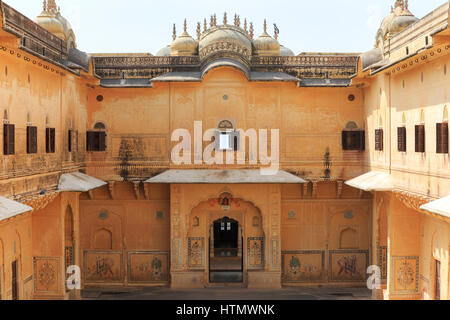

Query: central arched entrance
209,217,243,283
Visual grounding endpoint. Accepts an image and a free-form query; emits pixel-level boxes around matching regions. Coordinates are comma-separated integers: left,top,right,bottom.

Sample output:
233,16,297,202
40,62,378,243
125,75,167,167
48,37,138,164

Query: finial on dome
237,15,241,27
244,19,248,33
234,14,237,26
172,24,177,41
204,19,208,32
224,12,227,25
263,19,267,33
274,24,279,40
250,22,254,39
47,0,57,12
184,19,187,33
213,14,217,26
394,0,403,9
43,0,47,11
197,22,201,40
405,0,408,9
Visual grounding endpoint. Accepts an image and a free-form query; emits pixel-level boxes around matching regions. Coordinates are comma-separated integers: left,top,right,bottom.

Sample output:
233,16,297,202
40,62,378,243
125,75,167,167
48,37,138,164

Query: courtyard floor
81,286,372,300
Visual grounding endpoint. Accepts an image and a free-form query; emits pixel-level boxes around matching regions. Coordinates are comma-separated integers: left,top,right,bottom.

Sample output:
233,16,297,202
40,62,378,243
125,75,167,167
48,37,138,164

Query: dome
253,21,280,56
280,45,294,56
35,1,77,49
35,11,65,39
171,21,198,56
375,0,418,46
388,11,418,34
156,45,171,56
199,25,252,60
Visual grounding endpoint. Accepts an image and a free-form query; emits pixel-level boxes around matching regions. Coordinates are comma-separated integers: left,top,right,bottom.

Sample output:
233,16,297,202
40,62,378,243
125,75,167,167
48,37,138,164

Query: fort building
0,0,448,300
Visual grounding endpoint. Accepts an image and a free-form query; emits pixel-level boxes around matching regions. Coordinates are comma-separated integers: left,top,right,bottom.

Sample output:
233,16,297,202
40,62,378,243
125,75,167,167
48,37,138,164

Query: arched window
342,121,365,151
216,120,239,151
87,122,107,152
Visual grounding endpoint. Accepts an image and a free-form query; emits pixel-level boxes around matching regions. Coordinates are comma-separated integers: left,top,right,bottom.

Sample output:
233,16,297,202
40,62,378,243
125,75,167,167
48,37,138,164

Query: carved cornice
393,190,433,213
22,191,60,212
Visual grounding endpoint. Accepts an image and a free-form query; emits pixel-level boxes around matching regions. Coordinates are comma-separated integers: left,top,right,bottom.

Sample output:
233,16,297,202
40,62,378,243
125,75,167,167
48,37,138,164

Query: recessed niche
96,95,104,102
348,94,355,102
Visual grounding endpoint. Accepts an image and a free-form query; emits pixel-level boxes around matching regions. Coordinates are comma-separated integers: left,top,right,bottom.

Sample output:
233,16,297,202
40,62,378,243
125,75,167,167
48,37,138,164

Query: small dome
280,45,294,56
171,21,198,56
35,1,77,49
375,0,418,47
388,11,418,34
156,45,171,56
253,21,280,56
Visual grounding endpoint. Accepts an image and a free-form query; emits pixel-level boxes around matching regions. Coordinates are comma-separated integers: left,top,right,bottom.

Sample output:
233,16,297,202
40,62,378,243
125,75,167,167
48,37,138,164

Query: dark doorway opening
209,217,243,284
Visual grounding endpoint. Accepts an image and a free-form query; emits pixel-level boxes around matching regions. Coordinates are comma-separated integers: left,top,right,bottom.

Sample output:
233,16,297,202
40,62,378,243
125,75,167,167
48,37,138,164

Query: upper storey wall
363,50,450,198
85,66,366,181
0,40,90,200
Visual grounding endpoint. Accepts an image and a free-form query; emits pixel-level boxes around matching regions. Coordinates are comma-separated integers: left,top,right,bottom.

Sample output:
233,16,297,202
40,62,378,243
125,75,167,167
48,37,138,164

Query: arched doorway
209,217,243,283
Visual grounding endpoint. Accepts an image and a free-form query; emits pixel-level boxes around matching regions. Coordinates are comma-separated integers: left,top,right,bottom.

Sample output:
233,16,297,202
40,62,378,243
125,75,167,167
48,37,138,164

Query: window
436,123,448,154
86,131,106,152
3,124,15,155
68,129,72,153
27,126,37,154
435,260,441,300
46,128,56,153
415,125,425,153
11,261,18,301
397,127,407,152
375,129,384,151
216,120,239,151
342,131,365,151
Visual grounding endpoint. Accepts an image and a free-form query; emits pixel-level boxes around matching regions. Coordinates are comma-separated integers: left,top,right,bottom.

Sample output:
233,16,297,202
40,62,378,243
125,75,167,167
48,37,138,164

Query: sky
5,0,448,54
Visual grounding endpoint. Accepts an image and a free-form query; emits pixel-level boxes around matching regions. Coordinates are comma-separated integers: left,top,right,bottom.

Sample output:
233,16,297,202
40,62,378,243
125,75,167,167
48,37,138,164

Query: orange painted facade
0,0,448,299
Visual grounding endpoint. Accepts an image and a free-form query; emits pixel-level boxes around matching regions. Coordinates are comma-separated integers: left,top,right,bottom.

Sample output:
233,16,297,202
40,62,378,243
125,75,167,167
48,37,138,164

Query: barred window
3,124,15,155
375,129,384,151
46,127,56,153
436,123,448,154
397,127,407,152
27,126,38,154
415,125,425,153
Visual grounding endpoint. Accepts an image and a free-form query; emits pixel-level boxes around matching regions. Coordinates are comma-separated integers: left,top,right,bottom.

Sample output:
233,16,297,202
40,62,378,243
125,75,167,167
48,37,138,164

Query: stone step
210,271,244,283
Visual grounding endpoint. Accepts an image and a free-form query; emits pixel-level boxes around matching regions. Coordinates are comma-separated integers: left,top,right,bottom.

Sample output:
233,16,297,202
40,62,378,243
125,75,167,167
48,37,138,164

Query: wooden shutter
50,128,55,153
46,128,55,153
375,129,383,151
360,130,366,151
398,127,406,152
435,260,441,300
46,128,50,153
11,261,18,301
68,130,72,152
342,131,350,150
3,124,9,155
86,131,94,151
443,123,449,154
437,123,448,154
233,131,240,151
415,125,425,153
4,124,15,155
98,131,106,151
27,126,37,154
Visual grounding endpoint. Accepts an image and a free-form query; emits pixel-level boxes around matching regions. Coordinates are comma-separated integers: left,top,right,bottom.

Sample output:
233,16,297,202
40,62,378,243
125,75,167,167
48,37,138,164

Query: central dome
199,25,252,61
